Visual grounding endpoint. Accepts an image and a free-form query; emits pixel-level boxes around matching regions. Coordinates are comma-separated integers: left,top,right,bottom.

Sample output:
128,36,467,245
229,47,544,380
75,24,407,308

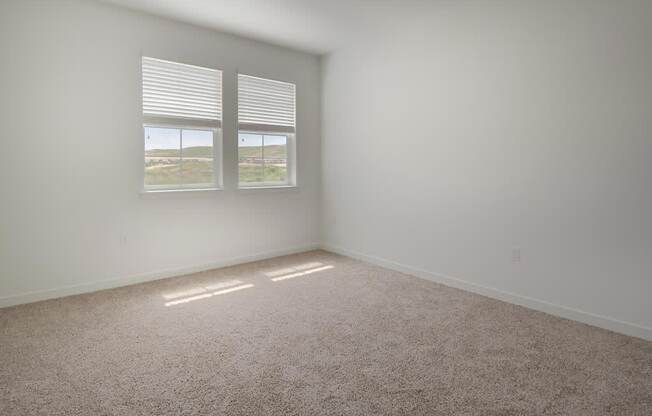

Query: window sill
139,188,222,198
238,185,298,191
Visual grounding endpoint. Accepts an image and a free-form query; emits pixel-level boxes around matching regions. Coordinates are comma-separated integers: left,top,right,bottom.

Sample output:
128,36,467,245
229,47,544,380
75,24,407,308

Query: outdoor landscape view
144,127,288,188
238,133,288,185
144,127,214,188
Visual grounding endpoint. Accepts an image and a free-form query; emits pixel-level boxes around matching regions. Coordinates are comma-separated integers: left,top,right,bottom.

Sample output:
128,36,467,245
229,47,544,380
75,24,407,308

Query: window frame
142,121,222,192
236,73,297,189
237,130,295,188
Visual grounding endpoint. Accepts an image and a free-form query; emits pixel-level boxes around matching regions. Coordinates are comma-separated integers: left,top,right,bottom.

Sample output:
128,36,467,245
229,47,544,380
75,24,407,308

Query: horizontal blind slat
143,82,220,99
143,90,218,103
142,57,221,122
143,108,218,119
142,66,219,82
142,71,220,90
239,114,295,125
239,94,295,106
239,105,294,116
143,95,221,111
238,76,295,89
238,87,295,101
238,81,296,95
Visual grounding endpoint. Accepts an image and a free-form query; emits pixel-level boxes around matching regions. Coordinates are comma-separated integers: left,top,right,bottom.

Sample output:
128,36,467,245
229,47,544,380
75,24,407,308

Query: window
238,74,295,187
142,57,222,191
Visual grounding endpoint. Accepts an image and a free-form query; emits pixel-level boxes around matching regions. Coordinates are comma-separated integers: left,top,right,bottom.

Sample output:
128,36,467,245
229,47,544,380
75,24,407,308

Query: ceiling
101,0,387,55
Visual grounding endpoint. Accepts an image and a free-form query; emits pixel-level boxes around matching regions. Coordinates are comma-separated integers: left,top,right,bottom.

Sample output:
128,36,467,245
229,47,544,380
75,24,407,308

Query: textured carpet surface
1,250,651,415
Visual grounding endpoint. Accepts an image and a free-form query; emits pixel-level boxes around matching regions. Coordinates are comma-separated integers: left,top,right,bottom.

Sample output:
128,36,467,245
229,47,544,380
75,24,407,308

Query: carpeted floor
1,250,650,415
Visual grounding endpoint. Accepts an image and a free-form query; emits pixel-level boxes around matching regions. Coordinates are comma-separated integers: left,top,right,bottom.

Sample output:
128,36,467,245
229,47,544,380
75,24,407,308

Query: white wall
322,0,652,338
0,0,321,306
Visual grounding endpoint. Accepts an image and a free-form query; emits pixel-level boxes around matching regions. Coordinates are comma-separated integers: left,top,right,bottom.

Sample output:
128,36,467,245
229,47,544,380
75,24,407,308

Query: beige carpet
1,250,650,415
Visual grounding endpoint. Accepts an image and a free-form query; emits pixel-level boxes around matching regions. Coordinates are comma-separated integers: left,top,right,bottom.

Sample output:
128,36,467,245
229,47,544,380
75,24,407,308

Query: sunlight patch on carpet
271,265,334,282
165,284,254,306
162,279,244,300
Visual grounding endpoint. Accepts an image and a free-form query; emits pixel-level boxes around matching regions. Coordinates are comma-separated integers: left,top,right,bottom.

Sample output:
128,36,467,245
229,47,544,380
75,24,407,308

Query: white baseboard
321,243,652,342
0,243,320,309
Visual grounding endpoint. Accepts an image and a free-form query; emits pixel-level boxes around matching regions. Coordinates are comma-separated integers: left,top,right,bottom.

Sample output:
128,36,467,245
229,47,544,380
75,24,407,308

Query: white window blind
238,74,296,133
142,57,222,127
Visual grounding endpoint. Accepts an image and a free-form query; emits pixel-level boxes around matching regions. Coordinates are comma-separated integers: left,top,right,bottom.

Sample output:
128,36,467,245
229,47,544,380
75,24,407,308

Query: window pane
263,135,287,183
144,127,181,187
239,133,263,184
181,129,213,187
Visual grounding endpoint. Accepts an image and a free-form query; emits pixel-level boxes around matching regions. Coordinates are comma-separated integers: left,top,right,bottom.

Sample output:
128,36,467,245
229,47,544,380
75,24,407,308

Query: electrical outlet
511,247,521,262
